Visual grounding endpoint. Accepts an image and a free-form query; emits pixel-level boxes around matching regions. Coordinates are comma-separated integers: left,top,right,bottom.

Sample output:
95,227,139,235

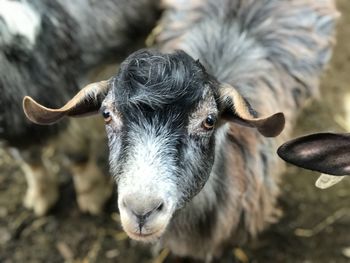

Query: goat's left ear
23,80,110,125
277,132,350,176
218,84,285,137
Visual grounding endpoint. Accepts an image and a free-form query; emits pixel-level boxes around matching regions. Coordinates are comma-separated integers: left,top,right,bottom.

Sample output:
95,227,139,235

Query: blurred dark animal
22,0,338,261
278,132,350,188
0,0,160,215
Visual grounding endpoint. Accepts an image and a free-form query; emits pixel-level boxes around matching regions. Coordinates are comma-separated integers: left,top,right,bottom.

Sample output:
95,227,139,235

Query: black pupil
206,115,215,126
102,111,110,119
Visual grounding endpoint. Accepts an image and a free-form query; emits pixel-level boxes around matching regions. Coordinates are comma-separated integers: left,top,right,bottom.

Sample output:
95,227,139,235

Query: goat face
102,50,219,241
23,49,285,242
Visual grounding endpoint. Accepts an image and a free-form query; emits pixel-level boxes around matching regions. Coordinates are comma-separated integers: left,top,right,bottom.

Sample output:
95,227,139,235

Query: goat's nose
122,195,164,229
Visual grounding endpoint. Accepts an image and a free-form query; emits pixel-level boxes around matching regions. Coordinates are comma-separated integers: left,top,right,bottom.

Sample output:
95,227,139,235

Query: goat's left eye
102,110,112,124
202,114,216,130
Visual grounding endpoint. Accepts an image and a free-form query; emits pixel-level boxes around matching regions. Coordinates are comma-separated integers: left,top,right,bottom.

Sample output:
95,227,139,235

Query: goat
22,0,338,261
0,0,160,215
278,132,350,188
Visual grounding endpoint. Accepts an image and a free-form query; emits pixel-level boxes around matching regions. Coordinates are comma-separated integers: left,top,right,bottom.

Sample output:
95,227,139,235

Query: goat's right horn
23,79,111,125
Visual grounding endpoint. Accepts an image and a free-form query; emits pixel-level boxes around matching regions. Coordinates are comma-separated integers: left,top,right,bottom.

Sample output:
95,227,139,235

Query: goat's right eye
202,114,216,130
102,110,112,124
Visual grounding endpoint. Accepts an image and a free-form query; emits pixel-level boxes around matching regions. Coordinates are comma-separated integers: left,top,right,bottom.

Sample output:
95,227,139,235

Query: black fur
113,49,212,111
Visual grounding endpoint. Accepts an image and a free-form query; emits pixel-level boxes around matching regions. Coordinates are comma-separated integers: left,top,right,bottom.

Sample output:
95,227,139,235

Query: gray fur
20,0,338,260
83,0,338,259
152,0,338,260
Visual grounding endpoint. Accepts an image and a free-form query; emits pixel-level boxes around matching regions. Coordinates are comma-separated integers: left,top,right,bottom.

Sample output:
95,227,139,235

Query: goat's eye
202,114,216,130
102,110,112,124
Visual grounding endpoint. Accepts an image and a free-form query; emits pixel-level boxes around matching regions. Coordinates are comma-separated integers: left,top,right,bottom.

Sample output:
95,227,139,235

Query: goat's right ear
277,133,350,176
218,84,285,137
23,80,111,125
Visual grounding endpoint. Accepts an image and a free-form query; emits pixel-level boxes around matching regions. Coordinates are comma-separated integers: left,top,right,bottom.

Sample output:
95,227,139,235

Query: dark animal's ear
219,84,285,137
277,133,350,176
23,80,111,125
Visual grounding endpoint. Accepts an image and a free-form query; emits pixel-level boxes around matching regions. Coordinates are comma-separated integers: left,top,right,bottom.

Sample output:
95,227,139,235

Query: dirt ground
1,1,350,262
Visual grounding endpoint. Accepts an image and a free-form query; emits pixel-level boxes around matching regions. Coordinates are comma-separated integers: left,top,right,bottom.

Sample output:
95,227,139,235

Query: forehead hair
112,49,215,112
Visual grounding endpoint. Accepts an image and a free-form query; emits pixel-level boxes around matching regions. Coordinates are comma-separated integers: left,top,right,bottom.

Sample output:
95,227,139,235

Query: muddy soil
0,1,349,262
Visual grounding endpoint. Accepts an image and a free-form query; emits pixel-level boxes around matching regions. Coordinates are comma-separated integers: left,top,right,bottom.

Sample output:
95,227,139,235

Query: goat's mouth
119,208,173,243
125,227,165,242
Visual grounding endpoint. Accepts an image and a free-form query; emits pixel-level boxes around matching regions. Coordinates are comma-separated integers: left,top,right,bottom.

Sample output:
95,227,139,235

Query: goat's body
0,0,160,144
157,0,338,259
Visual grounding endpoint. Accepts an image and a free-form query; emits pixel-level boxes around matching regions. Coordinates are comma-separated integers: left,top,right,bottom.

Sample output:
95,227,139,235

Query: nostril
156,202,164,212
122,198,128,208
